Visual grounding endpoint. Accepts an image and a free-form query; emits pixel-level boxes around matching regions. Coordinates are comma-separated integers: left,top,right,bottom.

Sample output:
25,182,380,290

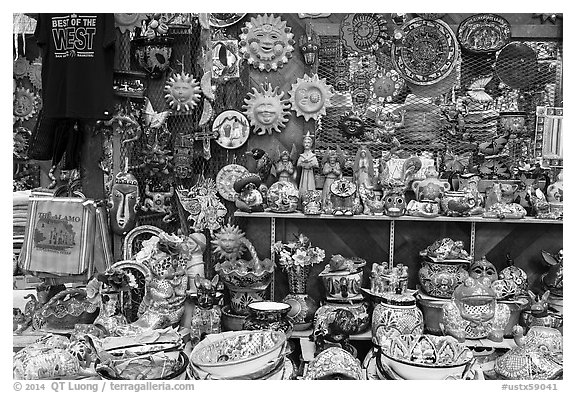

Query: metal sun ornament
239,14,295,72
243,83,290,135
13,86,38,122
163,72,202,112
288,74,334,122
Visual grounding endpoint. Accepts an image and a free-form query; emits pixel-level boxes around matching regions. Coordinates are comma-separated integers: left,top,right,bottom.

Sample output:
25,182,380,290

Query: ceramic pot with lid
371,291,424,345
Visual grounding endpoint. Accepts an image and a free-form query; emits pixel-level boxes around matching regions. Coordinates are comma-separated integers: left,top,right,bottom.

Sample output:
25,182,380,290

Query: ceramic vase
283,265,318,330
371,294,424,344
243,301,294,338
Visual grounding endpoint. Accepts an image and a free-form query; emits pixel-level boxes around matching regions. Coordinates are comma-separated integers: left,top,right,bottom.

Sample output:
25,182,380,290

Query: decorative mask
239,14,295,72
288,74,334,121
299,32,319,65
243,83,290,135
338,112,365,139
469,256,498,283
212,39,240,81
383,189,406,217
173,145,194,179
109,170,140,236
164,72,202,112
302,190,323,215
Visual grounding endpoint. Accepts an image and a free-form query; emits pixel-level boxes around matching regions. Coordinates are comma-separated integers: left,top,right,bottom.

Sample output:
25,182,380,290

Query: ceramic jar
314,301,371,335
267,181,299,213
440,191,477,216
132,36,174,78
243,301,294,339
418,258,470,299
371,292,424,345
412,166,451,202
318,258,365,302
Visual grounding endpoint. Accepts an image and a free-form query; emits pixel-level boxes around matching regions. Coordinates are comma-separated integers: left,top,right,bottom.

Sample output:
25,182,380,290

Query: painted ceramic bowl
379,334,473,380
97,351,188,380
304,347,364,380
190,330,287,379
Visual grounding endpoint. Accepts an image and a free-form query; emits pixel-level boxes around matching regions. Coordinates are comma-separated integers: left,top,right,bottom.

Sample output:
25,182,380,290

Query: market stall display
13,12,563,382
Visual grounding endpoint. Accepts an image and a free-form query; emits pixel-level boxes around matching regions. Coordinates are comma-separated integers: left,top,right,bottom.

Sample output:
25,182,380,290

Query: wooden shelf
234,211,563,225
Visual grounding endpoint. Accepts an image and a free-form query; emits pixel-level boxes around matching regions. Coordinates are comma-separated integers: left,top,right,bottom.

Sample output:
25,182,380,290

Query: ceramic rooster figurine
245,148,274,186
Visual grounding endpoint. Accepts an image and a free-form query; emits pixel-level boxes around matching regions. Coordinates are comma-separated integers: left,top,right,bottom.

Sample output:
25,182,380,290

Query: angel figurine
353,145,374,189
321,146,345,210
297,131,319,197
272,144,298,185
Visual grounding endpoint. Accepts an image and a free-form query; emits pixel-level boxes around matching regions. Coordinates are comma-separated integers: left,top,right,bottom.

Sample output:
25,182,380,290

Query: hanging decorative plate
239,14,295,72
417,13,446,20
371,68,406,103
13,57,30,79
457,14,511,53
288,74,334,121
213,110,250,149
164,72,202,112
209,13,247,28
212,39,240,81
28,56,42,90
391,18,459,86
495,42,538,90
216,164,249,202
340,13,390,53
243,83,290,135
114,13,147,33
13,87,37,122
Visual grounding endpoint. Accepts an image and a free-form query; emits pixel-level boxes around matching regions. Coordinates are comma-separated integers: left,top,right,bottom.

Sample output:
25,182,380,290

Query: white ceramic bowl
379,334,473,380
190,330,286,379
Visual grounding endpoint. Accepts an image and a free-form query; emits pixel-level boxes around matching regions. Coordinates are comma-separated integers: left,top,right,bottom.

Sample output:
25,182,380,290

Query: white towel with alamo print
22,195,96,275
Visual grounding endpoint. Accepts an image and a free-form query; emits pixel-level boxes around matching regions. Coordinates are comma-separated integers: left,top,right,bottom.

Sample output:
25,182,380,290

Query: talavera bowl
190,330,286,379
379,334,473,380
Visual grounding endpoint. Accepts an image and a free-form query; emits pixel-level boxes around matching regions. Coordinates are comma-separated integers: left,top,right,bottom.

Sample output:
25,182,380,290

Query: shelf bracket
270,217,276,300
389,220,395,265
470,221,476,260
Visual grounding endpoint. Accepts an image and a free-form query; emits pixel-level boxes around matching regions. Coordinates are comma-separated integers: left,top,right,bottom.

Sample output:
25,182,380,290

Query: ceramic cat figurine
190,275,221,344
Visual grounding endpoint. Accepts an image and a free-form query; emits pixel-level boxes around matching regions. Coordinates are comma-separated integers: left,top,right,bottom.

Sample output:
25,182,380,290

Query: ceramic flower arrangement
273,234,325,271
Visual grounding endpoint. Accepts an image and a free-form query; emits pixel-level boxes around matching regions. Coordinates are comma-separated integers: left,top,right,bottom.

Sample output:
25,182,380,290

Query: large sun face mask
109,170,140,236
243,83,290,135
289,74,334,121
239,14,295,72
164,72,202,112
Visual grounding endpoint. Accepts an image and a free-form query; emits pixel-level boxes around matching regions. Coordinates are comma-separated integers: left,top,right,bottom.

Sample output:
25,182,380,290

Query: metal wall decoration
239,14,295,72
211,39,241,81
340,13,390,54
243,83,290,135
534,106,563,167
213,109,250,149
13,87,38,123
371,68,405,103
391,18,459,86
288,74,334,121
457,14,511,53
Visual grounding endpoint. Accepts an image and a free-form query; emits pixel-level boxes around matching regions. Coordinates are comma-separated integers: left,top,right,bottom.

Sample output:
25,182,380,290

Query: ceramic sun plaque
13,87,38,122
243,83,290,135
392,18,460,86
288,74,334,121
213,110,250,149
340,13,390,53
239,14,295,72
164,72,202,112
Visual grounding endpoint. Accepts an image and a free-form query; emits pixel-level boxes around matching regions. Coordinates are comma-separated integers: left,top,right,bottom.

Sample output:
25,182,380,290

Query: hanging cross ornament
181,128,219,160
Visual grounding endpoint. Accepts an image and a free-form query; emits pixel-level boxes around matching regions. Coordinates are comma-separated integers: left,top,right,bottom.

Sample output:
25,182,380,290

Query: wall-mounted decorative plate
341,13,390,53
213,110,250,149
209,13,246,28
457,14,511,53
392,18,459,86
371,69,406,103
495,42,538,90
216,164,249,202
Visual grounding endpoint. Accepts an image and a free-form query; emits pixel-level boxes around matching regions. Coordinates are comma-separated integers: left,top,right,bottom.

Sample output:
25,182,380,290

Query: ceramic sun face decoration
164,72,202,112
239,14,295,72
243,83,290,135
13,87,38,122
289,74,334,122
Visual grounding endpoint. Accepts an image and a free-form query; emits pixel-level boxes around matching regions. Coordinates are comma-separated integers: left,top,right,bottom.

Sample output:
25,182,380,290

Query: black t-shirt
35,13,115,119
